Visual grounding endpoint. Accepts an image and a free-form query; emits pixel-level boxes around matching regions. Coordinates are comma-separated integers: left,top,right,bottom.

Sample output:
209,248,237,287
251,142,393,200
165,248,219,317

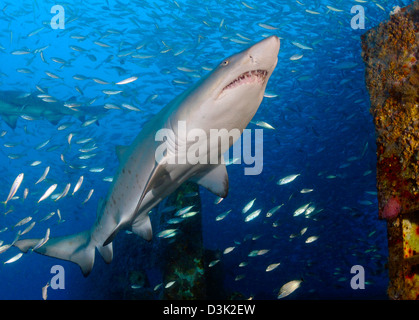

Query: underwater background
0,0,413,300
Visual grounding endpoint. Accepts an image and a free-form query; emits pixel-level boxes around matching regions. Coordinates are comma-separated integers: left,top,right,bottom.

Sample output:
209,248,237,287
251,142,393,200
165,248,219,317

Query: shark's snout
247,35,280,69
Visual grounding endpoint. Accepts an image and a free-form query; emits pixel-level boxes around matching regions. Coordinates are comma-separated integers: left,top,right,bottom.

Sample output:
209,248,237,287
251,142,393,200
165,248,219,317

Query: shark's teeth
222,70,268,92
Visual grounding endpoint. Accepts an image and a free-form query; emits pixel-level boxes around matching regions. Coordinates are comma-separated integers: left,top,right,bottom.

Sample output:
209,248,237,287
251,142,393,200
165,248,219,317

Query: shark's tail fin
13,230,113,277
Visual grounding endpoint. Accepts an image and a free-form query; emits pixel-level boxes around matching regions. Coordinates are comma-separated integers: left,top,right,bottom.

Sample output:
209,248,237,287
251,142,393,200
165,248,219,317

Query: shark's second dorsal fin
115,145,129,162
131,214,153,241
190,164,229,198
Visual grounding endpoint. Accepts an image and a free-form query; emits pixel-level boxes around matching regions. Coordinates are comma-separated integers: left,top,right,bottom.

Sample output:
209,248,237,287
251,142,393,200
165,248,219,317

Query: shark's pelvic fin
190,164,229,198
14,230,95,277
97,243,113,264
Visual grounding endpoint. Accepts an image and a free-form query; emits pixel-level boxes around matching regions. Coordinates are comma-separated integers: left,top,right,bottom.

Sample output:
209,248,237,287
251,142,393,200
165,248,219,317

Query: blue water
0,0,412,300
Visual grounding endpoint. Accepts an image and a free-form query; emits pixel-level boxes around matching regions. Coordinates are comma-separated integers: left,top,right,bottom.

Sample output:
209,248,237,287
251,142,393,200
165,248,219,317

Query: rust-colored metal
361,0,419,300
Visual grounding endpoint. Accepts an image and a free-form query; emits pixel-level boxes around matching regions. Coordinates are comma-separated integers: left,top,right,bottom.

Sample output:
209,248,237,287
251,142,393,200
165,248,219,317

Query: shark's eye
221,60,229,66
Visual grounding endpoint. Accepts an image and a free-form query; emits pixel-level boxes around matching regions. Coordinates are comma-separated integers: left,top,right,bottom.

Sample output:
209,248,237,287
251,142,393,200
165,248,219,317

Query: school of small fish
0,0,394,299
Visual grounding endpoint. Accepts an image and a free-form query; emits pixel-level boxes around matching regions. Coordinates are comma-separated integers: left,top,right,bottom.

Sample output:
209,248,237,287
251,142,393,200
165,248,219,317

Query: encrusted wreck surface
362,0,419,300
159,182,207,299
362,1,419,218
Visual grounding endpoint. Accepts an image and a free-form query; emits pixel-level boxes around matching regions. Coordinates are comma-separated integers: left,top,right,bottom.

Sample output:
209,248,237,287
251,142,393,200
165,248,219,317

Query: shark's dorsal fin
115,145,129,162
190,164,229,198
3,115,18,129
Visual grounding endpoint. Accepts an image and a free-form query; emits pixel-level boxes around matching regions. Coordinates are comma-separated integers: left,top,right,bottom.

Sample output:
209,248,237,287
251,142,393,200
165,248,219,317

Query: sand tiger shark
0,91,106,129
14,36,280,276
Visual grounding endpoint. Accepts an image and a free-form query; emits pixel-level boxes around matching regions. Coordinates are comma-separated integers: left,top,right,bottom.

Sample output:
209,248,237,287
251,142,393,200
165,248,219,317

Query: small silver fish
102,90,123,95
4,252,23,264
82,189,94,204
11,50,31,55
40,212,55,222
242,198,256,214
256,249,269,256
36,139,50,150
38,184,58,203
208,259,220,267
14,216,32,228
235,274,246,281
19,221,36,236
290,54,303,61
291,42,313,50
72,176,84,195
180,211,198,218
215,209,231,221
157,229,177,238
244,209,261,222
257,23,278,30
131,284,142,289
35,166,50,184
121,103,141,112
277,174,300,185
175,206,194,217
293,203,311,217
166,218,183,224
5,173,24,205
277,280,302,299
223,246,235,254
23,188,29,200
33,228,50,250
266,263,281,272
300,188,313,193
42,282,50,300
305,236,319,244
55,183,71,201
255,120,275,129
266,204,283,218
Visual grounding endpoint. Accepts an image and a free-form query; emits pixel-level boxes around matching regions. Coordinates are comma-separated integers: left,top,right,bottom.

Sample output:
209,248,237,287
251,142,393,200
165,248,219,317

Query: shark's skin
0,91,106,129
14,36,280,276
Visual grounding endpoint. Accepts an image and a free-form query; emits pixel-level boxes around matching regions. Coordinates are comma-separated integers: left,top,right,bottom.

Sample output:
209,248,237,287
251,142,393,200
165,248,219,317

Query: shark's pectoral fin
190,164,229,198
115,145,129,162
137,158,174,210
131,214,153,241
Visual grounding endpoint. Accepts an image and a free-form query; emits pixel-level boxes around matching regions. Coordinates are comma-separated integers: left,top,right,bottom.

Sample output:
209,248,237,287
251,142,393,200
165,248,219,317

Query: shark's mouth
221,70,268,93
